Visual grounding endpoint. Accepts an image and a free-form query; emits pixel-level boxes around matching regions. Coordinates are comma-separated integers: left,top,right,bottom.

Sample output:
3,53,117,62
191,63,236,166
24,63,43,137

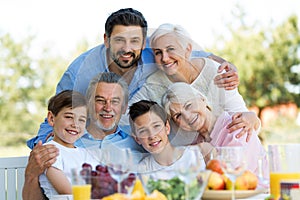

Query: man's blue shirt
76,126,147,164
75,126,141,151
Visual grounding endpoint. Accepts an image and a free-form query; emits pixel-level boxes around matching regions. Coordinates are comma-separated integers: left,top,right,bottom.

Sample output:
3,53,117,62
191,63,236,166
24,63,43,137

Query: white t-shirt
39,140,100,198
138,146,206,179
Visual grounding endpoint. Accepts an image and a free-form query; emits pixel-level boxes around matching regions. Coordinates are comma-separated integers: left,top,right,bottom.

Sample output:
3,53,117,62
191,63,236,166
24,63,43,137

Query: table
202,189,270,200
239,193,270,199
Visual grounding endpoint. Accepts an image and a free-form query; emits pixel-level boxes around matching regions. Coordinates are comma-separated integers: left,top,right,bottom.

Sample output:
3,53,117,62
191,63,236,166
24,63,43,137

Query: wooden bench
0,156,28,200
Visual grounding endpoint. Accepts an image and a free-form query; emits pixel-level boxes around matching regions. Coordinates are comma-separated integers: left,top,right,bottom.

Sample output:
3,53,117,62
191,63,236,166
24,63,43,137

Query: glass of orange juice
72,184,91,200
71,168,91,200
268,144,300,200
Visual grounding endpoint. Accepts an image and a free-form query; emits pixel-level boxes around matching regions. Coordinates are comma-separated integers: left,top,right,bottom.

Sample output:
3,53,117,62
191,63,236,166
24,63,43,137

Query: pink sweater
209,112,269,186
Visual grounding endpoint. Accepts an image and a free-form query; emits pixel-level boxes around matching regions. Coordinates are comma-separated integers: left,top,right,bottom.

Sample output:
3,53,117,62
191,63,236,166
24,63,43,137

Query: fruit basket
206,159,259,190
202,188,268,200
203,159,267,200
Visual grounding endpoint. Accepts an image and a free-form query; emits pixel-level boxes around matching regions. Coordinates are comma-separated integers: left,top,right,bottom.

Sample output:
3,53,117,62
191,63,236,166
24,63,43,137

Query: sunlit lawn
0,116,299,158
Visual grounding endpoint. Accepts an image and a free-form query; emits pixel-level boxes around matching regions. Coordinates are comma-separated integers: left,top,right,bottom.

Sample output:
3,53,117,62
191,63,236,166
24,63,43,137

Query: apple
223,175,233,190
224,174,247,190
206,159,224,174
243,170,258,190
235,175,248,190
207,171,226,190
232,170,258,190
220,170,259,191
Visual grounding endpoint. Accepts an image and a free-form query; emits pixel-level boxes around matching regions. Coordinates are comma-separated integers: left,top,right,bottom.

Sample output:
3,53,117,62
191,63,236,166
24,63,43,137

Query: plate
202,189,268,200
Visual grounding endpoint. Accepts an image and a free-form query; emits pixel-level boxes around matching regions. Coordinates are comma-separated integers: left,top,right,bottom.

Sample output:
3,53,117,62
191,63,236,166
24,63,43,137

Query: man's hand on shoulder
26,140,59,177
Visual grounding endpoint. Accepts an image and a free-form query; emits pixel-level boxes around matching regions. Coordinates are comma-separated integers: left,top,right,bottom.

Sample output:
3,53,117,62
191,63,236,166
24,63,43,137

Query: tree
0,33,67,135
210,13,300,118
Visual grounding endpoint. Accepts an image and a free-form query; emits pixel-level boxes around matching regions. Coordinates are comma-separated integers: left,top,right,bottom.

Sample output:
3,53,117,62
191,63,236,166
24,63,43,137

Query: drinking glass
71,168,92,200
176,145,206,200
102,147,133,194
214,146,247,200
257,146,269,187
268,144,300,200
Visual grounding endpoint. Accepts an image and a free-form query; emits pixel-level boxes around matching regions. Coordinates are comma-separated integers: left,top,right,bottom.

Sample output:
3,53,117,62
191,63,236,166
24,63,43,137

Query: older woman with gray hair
129,23,259,142
161,82,268,183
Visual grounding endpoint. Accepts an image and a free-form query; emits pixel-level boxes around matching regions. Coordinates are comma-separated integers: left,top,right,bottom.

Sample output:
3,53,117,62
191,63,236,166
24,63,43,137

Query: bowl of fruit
203,159,266,200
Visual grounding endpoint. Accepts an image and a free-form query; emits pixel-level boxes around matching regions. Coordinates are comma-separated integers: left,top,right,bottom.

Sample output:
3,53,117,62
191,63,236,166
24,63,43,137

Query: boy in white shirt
39,90,98,198
128,100,206,175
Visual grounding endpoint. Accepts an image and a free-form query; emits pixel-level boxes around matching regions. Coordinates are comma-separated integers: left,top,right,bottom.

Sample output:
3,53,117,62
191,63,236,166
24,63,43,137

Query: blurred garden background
0,1,299,157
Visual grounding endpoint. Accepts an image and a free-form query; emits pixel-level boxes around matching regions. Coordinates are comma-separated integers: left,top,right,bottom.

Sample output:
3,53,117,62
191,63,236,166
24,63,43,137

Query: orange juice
270,172,300,200
72,184,91,200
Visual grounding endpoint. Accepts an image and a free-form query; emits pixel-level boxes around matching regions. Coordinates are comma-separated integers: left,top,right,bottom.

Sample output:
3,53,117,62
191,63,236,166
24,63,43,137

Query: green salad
146,176,205,200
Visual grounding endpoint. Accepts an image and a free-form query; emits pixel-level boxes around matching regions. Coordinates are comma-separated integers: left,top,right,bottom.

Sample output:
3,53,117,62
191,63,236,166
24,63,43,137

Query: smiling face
105,25,146,70
133,111,170,154
48,106,87,148
169,97,209,133
91,82,126,135
152,33,191,76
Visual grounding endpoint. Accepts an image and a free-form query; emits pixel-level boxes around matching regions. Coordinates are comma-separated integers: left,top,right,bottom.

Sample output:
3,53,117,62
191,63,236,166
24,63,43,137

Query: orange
145,190,167,200
102,193,129,200
132,179,146,196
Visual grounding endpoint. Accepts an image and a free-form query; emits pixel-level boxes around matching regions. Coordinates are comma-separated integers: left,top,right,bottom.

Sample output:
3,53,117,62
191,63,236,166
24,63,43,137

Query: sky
0,0,299,58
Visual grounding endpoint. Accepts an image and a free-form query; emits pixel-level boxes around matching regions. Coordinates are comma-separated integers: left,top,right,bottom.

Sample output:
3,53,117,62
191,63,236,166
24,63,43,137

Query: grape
82,163,92,169
81,162,136,199
127,173,136,182
91,188,102,199
96,164,108,173
91,170,98,176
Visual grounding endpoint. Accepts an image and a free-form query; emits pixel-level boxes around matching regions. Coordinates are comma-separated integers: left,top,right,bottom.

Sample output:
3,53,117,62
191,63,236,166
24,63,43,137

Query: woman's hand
227,112,261,142
214,62,239,90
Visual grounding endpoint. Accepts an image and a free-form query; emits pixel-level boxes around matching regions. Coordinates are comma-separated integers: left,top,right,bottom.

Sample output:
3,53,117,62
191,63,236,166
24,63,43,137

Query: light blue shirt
27,40,211,149
76,126,148,164
75,126,143,151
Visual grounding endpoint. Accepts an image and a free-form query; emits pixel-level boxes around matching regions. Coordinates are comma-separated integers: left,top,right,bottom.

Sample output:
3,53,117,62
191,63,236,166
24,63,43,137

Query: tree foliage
210,13,300,116
0,33,67,135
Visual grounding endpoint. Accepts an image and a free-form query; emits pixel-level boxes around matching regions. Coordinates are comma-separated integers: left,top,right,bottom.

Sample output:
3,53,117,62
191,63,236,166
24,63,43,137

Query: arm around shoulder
208,54,240,90
23,141,59,200
22,173,47,200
